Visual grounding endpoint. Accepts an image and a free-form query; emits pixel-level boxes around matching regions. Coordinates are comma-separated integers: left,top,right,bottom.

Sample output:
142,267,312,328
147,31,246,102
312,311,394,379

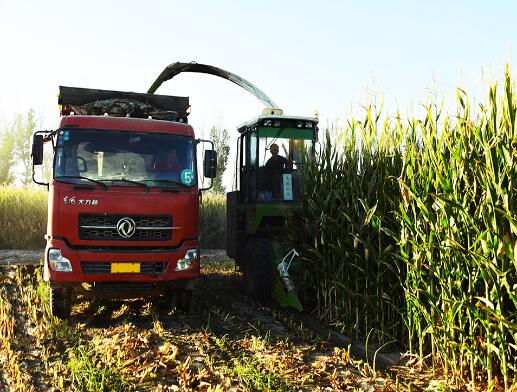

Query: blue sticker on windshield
181,169,194,185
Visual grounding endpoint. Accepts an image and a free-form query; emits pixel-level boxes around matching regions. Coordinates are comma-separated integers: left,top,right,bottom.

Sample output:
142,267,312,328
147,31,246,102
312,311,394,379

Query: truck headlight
175,248,198,271
48,248,73,272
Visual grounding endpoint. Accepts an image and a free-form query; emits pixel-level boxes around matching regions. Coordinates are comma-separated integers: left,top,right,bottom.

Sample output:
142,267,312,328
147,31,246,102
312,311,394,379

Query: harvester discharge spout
148,62,280,109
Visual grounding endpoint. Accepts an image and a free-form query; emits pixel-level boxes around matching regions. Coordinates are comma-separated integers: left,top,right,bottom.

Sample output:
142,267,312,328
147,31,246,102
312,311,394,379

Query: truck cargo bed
59,86,190,122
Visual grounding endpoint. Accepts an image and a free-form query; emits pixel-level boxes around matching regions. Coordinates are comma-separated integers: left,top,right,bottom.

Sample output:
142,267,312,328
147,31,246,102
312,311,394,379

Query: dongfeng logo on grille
116,217,136,238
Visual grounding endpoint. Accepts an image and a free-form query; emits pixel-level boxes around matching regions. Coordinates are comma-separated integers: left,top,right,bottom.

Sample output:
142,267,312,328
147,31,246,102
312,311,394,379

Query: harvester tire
243,238,272,299
50,287,72,319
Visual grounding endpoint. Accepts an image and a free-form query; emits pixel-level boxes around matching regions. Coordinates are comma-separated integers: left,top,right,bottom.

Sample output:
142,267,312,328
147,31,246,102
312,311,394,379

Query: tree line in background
209,126,230,194
0,109,38,186
0,112,231,192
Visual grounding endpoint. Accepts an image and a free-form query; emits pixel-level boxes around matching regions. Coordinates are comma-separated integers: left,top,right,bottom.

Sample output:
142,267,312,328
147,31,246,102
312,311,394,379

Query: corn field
293,68,517,388
400,70,517,389
199,193,226,249
0,187,48,249
289,112,404,346
2,71,517,389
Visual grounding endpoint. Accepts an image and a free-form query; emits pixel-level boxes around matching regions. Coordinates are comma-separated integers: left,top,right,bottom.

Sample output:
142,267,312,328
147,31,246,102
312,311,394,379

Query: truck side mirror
32,135,44,165
204,150,217,179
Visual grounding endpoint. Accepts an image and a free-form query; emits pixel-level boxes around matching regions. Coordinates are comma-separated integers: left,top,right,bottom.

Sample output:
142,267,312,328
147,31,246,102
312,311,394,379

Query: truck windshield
54,129,196,187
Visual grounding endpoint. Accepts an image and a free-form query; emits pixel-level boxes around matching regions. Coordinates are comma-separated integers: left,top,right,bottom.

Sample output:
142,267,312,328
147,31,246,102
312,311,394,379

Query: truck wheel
166,289,192,313
177,290,193,312
50,287,72,319
243,238,272,299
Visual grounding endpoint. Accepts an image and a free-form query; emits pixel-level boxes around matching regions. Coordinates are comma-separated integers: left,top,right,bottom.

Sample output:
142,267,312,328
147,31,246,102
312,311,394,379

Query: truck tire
243,238,272,299
177,290,193,312
166,289,192,313
50,287,72,319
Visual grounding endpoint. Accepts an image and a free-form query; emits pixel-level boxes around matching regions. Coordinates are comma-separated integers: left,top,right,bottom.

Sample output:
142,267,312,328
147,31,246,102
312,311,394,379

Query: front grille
79,214,173,241
81,262,166,275
81,215,170,227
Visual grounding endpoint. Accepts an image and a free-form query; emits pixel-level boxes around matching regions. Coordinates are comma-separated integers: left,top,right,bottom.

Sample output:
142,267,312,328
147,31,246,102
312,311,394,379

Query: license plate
111,263,141,273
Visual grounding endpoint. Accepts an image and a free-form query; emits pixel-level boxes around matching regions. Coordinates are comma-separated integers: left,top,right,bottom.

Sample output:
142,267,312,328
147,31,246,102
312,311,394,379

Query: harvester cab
148,62,319,310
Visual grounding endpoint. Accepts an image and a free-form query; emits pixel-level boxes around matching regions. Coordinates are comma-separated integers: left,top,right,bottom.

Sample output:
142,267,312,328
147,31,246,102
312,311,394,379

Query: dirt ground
0,255,444,392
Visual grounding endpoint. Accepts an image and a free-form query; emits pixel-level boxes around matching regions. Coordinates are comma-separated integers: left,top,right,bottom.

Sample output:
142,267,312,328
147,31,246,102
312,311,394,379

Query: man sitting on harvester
265,143,292,199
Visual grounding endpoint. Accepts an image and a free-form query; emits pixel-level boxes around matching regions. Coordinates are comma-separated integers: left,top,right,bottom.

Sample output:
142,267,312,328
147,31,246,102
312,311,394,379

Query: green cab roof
238,114,318,140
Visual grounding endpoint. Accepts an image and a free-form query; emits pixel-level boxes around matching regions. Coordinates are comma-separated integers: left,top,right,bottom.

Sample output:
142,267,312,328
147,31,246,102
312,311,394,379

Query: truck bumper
44,238,200,287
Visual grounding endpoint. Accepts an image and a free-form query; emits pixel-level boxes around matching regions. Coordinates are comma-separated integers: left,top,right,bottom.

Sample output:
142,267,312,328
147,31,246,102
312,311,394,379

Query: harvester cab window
241,132,257,201
256,134,310,202
236,118,316,202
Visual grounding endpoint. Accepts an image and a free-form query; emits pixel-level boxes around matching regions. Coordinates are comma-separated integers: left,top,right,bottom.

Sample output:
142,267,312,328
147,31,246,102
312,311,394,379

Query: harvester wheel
50,287,72,319
243,238,272,299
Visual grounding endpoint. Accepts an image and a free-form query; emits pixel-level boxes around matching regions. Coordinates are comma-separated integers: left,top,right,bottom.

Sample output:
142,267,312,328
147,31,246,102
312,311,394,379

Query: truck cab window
54,129,196,187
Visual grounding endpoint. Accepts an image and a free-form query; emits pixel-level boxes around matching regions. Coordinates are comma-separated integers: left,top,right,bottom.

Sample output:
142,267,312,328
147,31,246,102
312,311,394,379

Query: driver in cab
153,147,182,175
265,143,291,199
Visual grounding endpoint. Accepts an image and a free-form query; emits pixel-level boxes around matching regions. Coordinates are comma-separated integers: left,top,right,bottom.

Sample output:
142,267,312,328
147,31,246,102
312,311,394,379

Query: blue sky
0,0,515,136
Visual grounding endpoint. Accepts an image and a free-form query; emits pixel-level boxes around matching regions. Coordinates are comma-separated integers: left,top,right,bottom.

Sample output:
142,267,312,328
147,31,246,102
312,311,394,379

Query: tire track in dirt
181,261,394,391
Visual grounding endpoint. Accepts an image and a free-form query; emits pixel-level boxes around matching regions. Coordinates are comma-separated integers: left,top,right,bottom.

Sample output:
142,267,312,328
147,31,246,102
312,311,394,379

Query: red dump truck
31,86,217,319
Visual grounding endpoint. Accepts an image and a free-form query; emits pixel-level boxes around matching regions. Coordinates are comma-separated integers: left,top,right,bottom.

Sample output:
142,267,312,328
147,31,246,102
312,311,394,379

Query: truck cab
32,87,217,319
